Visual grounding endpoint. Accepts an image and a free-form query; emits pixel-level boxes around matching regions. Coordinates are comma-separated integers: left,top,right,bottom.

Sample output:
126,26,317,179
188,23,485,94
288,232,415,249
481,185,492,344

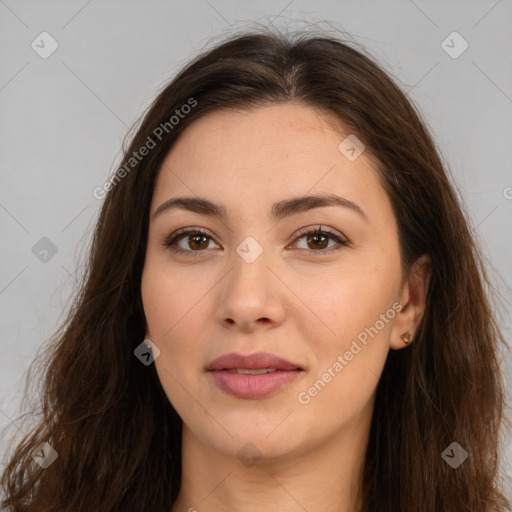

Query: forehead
151,103,390,224
165,102,348,165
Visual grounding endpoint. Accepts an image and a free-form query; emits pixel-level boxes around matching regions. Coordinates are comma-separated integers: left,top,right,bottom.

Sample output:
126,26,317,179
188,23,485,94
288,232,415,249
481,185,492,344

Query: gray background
1,0,511,499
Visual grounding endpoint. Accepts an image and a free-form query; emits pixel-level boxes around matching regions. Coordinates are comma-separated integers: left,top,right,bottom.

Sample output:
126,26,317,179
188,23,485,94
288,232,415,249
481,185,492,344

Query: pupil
190,235,208,250
309,234,327,249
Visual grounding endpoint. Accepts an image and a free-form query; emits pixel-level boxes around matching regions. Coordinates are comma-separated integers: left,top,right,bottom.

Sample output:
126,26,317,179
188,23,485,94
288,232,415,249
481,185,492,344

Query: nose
215,247,287,333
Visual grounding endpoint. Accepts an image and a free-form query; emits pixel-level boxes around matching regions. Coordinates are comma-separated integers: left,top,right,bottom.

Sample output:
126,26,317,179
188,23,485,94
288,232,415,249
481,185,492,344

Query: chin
193,418,306,461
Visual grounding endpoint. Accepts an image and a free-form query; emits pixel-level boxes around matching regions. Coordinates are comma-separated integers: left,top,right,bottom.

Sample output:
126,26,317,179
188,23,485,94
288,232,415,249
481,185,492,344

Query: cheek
294,284,393,421
294,255,400,399
141,258,205,339
141,262,211,383
297,256,398,340
141,268,203,412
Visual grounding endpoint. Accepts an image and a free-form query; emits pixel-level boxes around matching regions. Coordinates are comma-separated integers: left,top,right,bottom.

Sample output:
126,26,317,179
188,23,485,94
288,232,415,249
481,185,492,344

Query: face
141,102,411,462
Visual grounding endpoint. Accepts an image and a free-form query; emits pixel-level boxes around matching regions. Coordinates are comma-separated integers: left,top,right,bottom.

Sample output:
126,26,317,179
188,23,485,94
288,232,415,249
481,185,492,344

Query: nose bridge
228,234,273,296
215,234,286,328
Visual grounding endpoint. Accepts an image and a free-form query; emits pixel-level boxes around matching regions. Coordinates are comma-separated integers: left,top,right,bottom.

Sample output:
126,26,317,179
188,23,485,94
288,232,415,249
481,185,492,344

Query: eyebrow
153,194,368,223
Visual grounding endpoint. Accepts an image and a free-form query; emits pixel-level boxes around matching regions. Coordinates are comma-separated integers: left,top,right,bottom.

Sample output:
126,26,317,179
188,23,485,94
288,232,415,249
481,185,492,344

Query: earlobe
400,331,412,344
390,253,432,350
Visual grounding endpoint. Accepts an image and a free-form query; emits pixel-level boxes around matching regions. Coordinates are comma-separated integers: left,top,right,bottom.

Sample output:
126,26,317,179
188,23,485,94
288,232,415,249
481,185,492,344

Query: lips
207,352,304,399
206,352,303,372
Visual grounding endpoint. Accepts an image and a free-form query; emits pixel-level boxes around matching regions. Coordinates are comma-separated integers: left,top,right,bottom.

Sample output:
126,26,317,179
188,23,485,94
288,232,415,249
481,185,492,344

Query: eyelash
162,225,348,257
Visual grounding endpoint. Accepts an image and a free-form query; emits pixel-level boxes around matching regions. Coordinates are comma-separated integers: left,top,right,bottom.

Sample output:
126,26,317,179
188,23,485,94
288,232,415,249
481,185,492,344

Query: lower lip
209,370,303,399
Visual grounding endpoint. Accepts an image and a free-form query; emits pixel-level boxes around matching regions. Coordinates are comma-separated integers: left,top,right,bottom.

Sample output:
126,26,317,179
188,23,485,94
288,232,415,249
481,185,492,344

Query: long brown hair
2,26,510,512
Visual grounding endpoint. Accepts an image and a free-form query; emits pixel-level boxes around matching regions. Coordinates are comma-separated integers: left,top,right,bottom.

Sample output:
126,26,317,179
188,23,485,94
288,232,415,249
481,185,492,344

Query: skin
141,102,431,512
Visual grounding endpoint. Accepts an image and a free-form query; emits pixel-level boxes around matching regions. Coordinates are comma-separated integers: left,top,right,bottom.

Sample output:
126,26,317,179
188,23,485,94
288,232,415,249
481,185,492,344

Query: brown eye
292,226,348,255
305,232,329,250
163,225,348,257
187,234,210,251
163,228,219,256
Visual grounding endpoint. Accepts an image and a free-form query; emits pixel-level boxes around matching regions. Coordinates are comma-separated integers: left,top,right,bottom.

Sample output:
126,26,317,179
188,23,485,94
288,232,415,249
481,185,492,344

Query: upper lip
206,352,303,371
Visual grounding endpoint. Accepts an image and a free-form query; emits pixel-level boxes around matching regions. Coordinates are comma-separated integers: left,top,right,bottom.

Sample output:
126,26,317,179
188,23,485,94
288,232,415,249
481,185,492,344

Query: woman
1,27,510,512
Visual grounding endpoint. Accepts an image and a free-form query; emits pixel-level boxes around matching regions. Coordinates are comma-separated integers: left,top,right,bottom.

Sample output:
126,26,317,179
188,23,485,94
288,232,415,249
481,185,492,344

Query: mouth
223,368,281,375
206,351,303,372
206,352,305,399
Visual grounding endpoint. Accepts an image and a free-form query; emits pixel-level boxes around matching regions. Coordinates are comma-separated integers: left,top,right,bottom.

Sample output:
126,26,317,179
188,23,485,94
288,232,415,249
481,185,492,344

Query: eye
290,225,348,255
163,227,220,256
162,225,348,256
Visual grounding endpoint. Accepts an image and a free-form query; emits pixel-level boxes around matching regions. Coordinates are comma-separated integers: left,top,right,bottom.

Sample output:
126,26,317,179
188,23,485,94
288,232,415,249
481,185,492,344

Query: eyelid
162,226,218,256
162,225,349,256
288,226,349,255
292,225,348,246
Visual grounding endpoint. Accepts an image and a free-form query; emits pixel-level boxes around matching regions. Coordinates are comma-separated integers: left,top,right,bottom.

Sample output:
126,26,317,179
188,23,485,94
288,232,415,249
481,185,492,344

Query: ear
390,253,432,350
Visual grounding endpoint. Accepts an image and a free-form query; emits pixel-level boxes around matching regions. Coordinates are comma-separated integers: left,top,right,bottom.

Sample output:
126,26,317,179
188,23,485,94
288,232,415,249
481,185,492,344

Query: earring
144,337,152,349
401,332,412,344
